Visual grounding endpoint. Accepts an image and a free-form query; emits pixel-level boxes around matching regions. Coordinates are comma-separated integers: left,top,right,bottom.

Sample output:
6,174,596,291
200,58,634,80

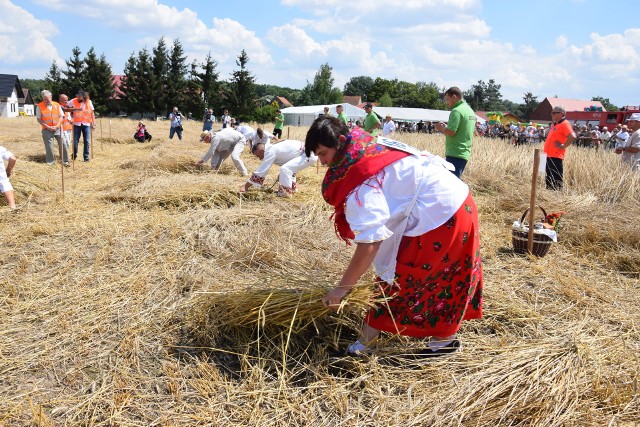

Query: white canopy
281,103,366,126
373,106,486,124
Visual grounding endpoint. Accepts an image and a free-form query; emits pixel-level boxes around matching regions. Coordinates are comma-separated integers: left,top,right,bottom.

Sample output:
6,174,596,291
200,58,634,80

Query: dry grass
0,117,638,426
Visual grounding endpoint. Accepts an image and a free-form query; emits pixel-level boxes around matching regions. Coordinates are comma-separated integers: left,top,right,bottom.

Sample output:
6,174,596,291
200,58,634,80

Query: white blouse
345,154,469,283
248,140,307,185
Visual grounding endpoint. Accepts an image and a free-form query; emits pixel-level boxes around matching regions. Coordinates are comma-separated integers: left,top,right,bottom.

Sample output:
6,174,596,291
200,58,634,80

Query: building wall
0,89,19,118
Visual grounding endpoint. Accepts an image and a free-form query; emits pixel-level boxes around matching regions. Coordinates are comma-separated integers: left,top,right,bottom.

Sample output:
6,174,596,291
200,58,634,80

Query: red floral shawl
322,128,409,244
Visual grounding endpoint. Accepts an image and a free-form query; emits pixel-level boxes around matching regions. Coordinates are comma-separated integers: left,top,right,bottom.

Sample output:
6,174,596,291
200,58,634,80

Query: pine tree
229,50,256,120
184,60,204,118
62,46,86,96
83,47,115,115
166,38,187,116
151,37,169,115
44,60,63,98
120,52,140,114
135,48,154,114
198,52,220,112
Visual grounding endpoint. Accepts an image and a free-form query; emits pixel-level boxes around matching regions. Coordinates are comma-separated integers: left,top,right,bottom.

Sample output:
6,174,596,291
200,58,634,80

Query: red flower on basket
545,211,566,232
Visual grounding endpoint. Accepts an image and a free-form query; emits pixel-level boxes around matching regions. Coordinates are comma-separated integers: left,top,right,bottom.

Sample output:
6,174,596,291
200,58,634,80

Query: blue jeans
446,156,467,178
73,125,91,161
169,126,183,140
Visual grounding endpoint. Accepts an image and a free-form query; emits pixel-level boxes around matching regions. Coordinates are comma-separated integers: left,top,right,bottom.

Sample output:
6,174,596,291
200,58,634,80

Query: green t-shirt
364,112,380,136
338,112,348,125
274,113,284,130
445,100,476,160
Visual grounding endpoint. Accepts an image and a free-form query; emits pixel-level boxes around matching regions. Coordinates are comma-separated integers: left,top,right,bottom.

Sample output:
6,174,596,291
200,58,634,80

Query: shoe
64,162,70,167
84,159,90,162
420,339,462,357
276,190,292,198
47,162,55,166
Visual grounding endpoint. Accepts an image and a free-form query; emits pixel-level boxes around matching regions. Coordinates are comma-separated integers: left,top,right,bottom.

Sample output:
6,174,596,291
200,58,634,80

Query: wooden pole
109,119,112,140
59,136,64,196
90,127,94,160
527,149,541,254
100,118,103,139
316,158,319,174
287,127,290,140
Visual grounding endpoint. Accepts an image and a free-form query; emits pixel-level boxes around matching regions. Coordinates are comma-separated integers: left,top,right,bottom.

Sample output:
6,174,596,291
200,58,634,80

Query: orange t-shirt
544,119,573,159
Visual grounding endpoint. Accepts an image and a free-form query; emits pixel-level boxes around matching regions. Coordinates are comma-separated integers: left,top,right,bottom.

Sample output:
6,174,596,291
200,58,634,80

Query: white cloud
31,0,273,70
0,0,61,66
555,35,568,49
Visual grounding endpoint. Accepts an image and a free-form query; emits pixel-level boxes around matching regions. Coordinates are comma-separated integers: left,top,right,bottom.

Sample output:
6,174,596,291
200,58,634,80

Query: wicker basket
512,206,553,257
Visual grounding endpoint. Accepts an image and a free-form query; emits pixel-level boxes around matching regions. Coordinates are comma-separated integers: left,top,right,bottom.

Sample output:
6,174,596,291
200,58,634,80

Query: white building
19,88,35,116
372,106,486,124
281,103,366,126
0,74,23,118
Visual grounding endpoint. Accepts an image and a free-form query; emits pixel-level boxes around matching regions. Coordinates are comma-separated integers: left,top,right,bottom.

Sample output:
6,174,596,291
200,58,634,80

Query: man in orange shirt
543,105,576,190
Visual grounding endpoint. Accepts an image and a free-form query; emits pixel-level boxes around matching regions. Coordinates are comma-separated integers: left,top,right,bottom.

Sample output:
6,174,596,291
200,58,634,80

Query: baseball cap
364,102,373,109
626,112,640,121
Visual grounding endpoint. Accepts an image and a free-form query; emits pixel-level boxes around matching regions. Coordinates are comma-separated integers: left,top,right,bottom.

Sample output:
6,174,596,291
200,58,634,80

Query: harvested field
0,117,638,426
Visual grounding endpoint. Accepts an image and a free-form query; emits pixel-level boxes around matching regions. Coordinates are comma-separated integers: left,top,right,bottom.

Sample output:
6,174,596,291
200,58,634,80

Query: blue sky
2,0,639,107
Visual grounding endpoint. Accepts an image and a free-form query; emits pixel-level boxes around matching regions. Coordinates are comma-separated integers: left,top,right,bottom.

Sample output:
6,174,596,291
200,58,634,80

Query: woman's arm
323,241,382,309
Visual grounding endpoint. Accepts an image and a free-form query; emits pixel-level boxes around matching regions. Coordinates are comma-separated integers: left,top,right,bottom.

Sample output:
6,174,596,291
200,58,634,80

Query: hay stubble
0,118,638,426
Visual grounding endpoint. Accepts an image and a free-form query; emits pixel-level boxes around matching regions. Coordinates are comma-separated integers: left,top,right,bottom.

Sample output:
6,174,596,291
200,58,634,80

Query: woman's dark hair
305,116,349,157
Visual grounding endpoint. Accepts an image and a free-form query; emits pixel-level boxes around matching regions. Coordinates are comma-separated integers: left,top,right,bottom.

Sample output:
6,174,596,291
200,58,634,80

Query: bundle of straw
186,278,380,346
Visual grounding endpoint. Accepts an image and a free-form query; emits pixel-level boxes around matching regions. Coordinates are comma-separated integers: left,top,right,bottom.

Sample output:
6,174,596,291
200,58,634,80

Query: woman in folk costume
305,117,483,356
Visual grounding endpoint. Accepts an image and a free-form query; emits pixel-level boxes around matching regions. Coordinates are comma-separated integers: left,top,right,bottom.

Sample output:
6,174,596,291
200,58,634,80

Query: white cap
627,112,640,121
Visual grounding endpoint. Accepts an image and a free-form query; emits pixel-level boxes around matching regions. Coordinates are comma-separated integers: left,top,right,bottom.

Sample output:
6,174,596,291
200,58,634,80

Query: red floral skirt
365,192,483,337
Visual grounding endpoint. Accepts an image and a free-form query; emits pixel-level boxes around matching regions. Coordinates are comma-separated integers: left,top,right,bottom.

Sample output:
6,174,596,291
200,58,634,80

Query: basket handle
520,206,548,225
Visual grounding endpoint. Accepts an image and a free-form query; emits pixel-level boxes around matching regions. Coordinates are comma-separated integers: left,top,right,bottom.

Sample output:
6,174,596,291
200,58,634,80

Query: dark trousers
273,128,283,138
73,125,91,161
545,156,564,190
446,156,467,179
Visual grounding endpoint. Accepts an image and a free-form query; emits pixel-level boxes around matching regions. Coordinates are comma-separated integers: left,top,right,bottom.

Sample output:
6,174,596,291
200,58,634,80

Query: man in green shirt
336,104,348,125
273,109,284,139
363,103,381,136
435,87,476,178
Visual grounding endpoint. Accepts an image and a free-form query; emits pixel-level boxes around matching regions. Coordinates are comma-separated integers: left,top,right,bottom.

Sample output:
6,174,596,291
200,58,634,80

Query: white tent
373,106,486,124
281,103,366,126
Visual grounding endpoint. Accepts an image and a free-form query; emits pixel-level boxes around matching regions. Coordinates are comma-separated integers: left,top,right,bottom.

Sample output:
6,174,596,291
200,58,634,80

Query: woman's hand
322,286,351,311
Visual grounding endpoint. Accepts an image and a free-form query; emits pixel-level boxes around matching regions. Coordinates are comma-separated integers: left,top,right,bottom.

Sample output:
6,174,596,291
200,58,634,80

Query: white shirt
345,154,469,283
621,129,640,170
615,131,629,146
0,146,14,180
201,128,246,162
248,140,307,186
235,125,255,139
247,130,274,147
382,120,396,136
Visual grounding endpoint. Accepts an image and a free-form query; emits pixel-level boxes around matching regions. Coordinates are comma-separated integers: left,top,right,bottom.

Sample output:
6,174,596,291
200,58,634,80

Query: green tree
83,47,115,115
343,75,374,98
367,78,396,103
20,79,46,103
228,49,256,120
416,81,444,109
521,92,539,121
44,60,63,99
166,38,188,115
120,52,140,113
253,100,279,124
184,59,204,118
592,96,618,111
485,79,504,111
197,52,220,112
151,37,169,115
300,63,337,105
378,92,393,107
61,46,85,95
